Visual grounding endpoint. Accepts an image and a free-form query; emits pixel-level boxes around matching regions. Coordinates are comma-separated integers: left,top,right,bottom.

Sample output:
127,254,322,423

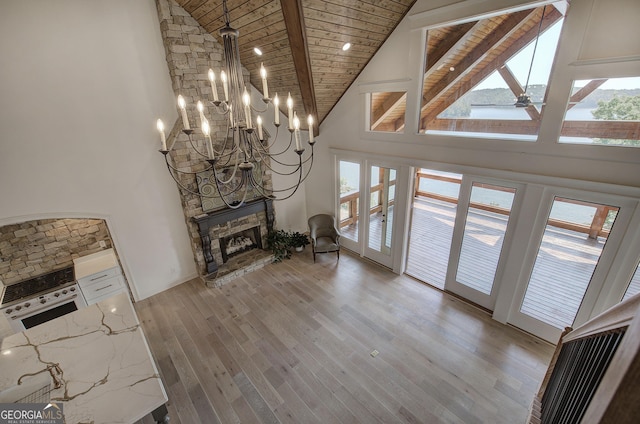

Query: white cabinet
74,249,125,305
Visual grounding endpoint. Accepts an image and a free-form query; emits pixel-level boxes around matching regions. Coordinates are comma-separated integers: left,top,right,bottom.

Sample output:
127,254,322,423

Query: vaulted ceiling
174,0,417,125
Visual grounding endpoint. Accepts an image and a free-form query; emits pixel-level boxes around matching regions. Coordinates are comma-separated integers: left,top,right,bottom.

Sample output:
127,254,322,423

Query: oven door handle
8,294,81,320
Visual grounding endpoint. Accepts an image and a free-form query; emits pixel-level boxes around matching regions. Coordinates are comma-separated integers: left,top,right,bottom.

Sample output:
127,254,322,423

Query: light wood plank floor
135,249,554,424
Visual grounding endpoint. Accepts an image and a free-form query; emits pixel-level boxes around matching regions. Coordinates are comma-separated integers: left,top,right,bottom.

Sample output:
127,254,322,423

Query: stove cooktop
1,267,75,306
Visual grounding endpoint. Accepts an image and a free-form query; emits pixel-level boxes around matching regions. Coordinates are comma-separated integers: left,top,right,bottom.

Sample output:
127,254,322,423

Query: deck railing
339,180,395,228
414,171,616,239
340,172,616,239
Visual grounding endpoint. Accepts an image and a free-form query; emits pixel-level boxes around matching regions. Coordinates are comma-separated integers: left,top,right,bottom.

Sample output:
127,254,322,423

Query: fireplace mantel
192,198,274,274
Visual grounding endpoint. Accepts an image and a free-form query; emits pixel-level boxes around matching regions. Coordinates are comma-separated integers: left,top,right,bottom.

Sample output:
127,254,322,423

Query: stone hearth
203,249,273,288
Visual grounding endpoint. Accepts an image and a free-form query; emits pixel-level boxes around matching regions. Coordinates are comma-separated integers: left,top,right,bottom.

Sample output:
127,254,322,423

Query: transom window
560,77,640,147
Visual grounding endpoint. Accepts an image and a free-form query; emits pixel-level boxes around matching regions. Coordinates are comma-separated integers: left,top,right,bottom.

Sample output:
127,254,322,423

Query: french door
508,189,636,342
363,164,397,268
445,177,522,310
337,159,362,253
336,158,401,269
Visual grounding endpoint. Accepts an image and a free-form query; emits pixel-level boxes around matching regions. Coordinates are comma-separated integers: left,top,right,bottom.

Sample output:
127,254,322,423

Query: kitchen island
0,292,168,423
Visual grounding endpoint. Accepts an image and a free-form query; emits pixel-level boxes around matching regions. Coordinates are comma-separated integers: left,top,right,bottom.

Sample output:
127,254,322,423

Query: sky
474,20,640,91
476,21,562,90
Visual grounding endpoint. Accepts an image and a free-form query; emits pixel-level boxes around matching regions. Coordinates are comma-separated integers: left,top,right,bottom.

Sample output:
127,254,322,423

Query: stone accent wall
154,0,274,275
0,218,112,285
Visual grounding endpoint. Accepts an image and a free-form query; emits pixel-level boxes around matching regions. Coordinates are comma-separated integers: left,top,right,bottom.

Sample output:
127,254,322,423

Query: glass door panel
364,165,397,268
446,180,518,310
519,197,620,329
456,183,516,295
622,260,640,302
338,160,361,245
406,169,462,289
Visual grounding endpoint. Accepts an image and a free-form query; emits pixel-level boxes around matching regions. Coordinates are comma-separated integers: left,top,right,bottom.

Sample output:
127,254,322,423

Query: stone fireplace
155,1,277,287
192,198,274,287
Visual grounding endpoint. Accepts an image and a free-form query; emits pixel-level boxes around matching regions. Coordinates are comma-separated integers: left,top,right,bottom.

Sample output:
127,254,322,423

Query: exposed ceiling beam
498,66,541,120
370,92,406,131
568,79,607,110
281,0,318,134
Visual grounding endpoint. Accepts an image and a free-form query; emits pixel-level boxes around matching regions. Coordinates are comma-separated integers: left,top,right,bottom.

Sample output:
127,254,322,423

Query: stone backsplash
0,218,112,285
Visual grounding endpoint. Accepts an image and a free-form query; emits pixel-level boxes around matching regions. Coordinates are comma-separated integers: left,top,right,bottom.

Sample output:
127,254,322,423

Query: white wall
0,0,197,300
249,90,309,233
308,0,640,216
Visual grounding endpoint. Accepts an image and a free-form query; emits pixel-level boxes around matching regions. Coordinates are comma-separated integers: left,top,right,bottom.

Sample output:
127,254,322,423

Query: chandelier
155,0,315,210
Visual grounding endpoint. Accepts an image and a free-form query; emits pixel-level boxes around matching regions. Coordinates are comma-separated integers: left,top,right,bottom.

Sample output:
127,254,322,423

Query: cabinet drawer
83,283,125,305
77,266,120,287
80,274,124,304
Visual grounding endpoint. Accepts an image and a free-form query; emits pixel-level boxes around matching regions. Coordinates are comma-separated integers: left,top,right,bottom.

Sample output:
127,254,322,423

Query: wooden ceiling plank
319,0,411,15
303,9,395,35
304,0,404,27
199,0,279,29
179,0,223,21
305,20,390,39
281,0,319,128
425,21,479,74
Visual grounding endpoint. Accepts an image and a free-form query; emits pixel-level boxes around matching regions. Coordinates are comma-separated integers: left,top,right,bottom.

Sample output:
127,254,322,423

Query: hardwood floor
135,249,554,424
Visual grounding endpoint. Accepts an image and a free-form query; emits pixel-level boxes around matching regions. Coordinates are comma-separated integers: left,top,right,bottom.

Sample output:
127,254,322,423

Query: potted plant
266,229,292,262
289,231,310,252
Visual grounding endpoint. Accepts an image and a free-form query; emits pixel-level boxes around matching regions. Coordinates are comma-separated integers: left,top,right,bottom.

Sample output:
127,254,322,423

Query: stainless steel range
1,266,87,333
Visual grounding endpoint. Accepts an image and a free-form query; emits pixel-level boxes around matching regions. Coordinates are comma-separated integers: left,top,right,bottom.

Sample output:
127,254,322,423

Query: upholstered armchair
308,214,341,262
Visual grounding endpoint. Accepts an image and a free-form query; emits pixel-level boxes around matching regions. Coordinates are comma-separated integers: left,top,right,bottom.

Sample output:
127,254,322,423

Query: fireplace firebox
192,198,274,275
220,226,262,263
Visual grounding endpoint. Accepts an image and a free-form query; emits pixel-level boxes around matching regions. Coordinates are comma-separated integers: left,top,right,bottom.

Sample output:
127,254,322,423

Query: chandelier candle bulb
243,88,252,128
293,112,301,151
197,100,205,124
208,69,219,102
307,115,314,144
221,71,229,102
201,118,214,160
177,95,190,129
287,93,294,130
156,119,166,151
273,93,280,125
260,63,269,99
257,116,264,140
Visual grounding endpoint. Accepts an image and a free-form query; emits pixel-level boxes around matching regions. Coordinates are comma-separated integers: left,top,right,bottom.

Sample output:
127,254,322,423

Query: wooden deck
345,196,621,330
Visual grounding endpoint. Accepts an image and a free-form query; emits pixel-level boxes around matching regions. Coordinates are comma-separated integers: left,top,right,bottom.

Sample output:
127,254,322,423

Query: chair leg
337,250,339,260
313,247,316,263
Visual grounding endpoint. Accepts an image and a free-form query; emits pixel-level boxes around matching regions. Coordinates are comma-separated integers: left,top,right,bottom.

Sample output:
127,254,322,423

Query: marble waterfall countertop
0,293,167,423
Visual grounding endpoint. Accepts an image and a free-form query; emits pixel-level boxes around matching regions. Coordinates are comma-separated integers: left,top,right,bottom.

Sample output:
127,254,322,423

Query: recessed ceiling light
342,42,351,51
253,47,263,56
